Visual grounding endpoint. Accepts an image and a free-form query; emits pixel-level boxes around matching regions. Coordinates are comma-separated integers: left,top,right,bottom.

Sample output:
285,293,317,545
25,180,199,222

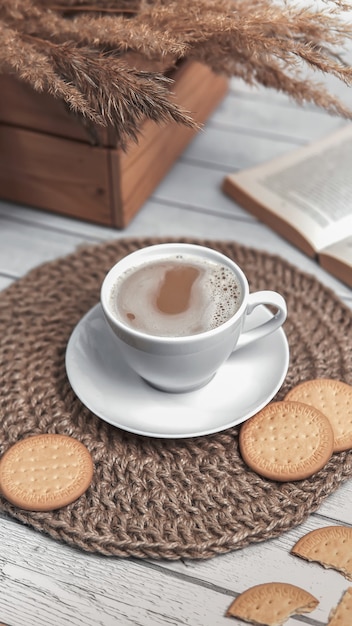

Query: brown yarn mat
1,237,352,560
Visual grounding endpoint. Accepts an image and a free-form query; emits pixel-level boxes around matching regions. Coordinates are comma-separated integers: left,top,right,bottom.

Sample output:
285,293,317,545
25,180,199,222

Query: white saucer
65,304,289,439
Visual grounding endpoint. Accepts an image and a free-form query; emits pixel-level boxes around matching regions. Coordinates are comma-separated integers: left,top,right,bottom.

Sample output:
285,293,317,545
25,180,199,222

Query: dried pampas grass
1,0,352,145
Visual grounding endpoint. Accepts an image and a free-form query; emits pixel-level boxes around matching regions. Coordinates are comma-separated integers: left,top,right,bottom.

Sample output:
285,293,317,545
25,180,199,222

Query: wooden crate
0,61,228,228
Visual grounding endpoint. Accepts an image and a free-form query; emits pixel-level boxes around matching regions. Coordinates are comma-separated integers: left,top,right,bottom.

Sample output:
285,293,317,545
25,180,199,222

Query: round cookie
0,434,93,511
285,378,352,452
239,401,334,481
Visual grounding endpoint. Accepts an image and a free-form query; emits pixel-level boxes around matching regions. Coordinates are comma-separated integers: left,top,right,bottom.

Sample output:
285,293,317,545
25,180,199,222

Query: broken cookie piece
226,582,318,625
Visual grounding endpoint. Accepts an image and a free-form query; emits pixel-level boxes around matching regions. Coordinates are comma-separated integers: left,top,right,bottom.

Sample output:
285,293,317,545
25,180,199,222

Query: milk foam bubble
111,254,242,337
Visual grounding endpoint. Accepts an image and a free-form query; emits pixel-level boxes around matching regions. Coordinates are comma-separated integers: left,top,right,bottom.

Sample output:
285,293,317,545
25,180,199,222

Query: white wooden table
0,71,352,626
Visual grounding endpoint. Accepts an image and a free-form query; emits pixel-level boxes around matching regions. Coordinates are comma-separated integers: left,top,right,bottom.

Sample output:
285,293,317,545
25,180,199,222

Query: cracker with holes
327,588,352,626
239,401,334,481
291,526,352,580
225,582,318,625
0,434,93,511
285,379,352,452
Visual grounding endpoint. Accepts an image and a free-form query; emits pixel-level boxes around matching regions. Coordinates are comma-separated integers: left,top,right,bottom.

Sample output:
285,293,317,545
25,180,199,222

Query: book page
318,235,352,287
320,235,352,263
225,124,352,252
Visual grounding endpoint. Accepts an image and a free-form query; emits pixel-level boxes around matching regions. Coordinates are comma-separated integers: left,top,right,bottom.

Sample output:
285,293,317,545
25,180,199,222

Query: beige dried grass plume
1,0,352,145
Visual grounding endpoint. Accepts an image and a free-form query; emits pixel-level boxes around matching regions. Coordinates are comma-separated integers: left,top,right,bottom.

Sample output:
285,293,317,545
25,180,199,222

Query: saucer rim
65,304,289,439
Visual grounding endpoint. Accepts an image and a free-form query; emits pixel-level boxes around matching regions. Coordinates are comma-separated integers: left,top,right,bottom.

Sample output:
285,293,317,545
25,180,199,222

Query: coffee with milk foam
111,254,242,337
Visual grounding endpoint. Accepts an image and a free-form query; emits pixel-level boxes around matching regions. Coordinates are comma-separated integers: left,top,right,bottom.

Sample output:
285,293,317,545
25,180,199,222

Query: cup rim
100,243,249,344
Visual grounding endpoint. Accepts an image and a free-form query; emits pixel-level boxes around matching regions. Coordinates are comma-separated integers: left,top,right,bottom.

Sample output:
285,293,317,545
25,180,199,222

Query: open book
223,125,352,288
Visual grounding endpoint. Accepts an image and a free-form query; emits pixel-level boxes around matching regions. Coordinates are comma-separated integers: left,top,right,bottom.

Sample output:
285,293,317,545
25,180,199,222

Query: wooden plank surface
0,65,351,626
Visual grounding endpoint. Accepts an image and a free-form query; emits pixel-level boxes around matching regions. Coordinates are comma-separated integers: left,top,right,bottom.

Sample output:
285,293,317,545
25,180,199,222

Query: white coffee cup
100,243,287,393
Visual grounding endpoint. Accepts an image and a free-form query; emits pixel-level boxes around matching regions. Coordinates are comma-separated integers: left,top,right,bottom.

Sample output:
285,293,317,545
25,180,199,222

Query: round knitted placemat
1,237,352,560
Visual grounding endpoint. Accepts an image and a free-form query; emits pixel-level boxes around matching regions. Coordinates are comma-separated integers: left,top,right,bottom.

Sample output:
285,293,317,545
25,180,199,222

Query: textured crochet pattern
0,237,351,560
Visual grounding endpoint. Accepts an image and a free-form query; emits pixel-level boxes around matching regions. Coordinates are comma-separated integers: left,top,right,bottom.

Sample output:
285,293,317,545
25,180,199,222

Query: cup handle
234,291,287,351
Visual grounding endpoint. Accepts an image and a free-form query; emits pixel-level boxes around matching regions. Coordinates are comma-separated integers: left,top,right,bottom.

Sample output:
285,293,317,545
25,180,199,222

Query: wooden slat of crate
0,61,228,227
0,73,108,145
116,61,229,226
0,125,113,224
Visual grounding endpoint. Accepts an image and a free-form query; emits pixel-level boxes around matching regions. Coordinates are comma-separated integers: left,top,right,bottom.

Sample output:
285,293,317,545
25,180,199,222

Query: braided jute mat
1,237,352,560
